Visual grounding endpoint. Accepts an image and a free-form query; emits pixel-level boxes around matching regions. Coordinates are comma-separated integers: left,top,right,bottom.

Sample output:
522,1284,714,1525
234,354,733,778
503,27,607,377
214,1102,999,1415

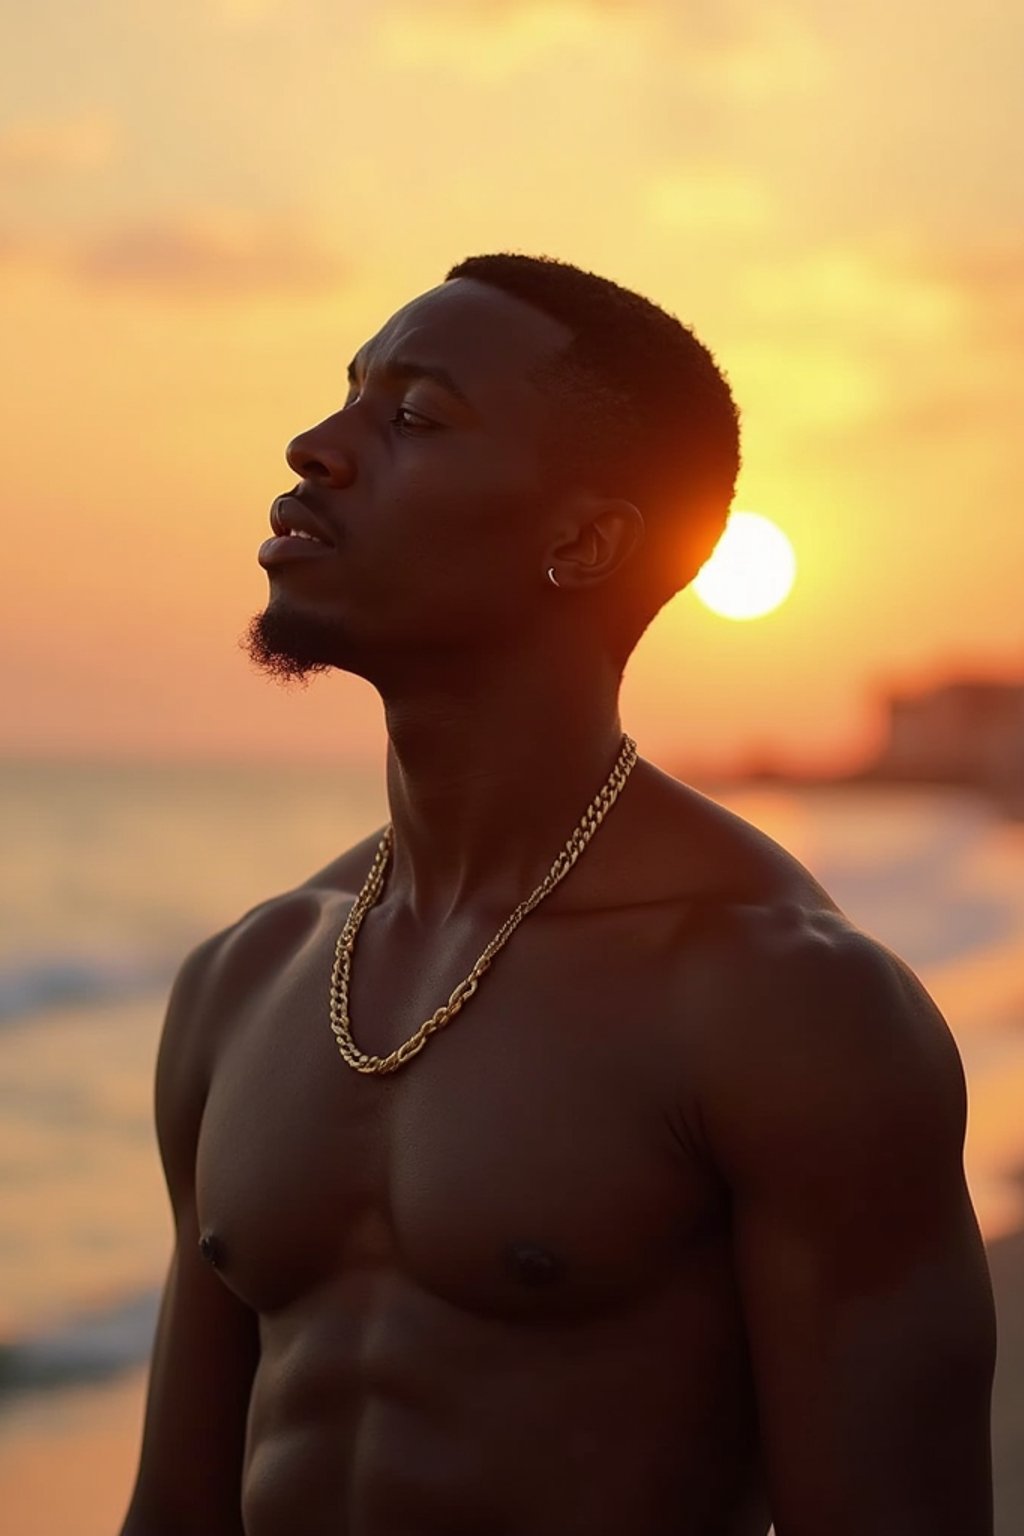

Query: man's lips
259,491,338,569
268,492,336,547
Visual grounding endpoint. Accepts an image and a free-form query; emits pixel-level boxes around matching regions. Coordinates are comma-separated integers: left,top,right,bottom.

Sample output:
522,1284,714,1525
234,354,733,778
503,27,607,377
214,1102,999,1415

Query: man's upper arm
698,915,997,1536
120,934,261,1536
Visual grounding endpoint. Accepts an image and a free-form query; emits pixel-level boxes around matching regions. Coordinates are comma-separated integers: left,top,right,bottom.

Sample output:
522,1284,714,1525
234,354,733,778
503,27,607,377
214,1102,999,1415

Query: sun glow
692,511,797,621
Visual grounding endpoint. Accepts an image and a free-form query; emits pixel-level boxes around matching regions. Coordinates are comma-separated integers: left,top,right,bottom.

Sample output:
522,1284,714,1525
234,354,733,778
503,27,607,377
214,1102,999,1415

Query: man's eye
391,406,436,433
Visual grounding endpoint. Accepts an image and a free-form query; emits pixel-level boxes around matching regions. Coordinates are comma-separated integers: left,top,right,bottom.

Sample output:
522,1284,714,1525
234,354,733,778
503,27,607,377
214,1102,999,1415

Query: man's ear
544,495,645,592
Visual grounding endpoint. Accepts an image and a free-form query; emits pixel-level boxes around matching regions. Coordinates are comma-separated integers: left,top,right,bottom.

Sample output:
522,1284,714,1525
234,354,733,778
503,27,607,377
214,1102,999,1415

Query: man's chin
240,605,347,687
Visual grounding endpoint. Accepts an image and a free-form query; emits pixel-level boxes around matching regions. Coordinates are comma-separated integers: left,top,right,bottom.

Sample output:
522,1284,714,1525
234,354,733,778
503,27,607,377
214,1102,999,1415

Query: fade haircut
445,252,741,656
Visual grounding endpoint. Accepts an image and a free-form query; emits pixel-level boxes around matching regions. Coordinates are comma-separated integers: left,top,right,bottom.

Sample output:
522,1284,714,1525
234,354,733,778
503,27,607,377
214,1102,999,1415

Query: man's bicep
701,924,996,1535
120,1209,260,1535
733,1175,995,1535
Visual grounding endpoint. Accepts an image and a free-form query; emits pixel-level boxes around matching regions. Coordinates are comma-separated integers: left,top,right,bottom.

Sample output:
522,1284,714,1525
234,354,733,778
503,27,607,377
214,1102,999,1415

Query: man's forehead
351,279,573,394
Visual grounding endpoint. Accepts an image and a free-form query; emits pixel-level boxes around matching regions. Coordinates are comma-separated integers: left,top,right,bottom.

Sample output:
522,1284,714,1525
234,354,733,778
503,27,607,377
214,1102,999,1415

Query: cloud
737,242,975,349
71,210,349,298
728,238,1023,444
0,208,351,301
0,222,48,270
727,335,886,433
676,1,829,100
399,0,627,14
881,241,1024,435
378,0,828,96
744,239,1024,357
203,0,287,25
0,112,118,180
378,0,637,77
644,165,773,235
922,242,1024,345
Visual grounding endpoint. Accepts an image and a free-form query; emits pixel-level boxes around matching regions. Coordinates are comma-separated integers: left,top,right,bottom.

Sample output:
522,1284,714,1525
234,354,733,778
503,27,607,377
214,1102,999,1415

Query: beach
1,761,1022,1531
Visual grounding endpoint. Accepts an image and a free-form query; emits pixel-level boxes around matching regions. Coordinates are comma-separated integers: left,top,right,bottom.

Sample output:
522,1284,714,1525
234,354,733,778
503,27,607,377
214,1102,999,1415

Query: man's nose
285,417,357,487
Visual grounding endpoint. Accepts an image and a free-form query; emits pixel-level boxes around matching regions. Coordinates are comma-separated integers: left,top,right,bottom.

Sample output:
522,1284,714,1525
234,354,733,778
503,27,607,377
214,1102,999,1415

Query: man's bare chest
195,899,724,1321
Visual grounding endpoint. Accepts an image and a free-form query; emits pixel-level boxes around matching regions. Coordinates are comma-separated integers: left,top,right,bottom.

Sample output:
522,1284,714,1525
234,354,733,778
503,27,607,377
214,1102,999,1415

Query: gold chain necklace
328,734,638,1075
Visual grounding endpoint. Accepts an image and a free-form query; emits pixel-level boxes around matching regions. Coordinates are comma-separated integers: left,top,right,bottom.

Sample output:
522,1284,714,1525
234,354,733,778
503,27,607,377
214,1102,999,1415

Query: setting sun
692,511,797,622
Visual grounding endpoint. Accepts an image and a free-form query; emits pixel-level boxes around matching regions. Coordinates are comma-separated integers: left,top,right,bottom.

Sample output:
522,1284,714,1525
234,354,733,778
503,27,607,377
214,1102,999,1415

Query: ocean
1,759,1023,1528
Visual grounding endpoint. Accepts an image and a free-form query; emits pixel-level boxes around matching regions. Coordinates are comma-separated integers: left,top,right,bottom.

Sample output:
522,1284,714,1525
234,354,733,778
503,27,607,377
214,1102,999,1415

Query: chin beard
240,604,348,686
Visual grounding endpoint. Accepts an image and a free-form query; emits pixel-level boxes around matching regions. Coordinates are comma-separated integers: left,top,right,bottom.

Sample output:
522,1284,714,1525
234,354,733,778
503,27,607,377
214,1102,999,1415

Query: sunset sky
3,0,1021,772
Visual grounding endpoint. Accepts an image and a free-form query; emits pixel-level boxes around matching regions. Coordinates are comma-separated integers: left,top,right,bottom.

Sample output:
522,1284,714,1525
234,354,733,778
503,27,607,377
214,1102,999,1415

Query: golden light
692,510,797,621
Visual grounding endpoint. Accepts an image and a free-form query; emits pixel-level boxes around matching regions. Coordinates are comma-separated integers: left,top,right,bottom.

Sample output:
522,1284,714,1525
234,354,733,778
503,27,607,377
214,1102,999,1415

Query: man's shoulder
670,841,945,1076
614,759,834,922
632,767,961,1095
672,874,965,1181
686,889,915,1034
170,825,387,1026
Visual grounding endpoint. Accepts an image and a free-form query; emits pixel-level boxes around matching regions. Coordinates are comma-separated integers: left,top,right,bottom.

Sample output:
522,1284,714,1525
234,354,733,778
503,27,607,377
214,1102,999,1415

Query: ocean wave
0,1289,159,1405
0,954,177,1028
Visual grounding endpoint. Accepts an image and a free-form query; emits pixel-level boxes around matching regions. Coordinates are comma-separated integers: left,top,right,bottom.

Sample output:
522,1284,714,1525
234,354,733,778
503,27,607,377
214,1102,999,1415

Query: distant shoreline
697,769,1024,822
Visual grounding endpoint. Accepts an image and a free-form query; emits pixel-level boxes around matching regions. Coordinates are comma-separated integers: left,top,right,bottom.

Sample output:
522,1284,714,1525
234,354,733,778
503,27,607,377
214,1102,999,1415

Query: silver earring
546,567,560,588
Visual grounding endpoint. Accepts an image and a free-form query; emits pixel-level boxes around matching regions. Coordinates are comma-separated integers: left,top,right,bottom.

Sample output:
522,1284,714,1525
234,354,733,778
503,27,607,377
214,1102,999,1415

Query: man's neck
379,650,624,925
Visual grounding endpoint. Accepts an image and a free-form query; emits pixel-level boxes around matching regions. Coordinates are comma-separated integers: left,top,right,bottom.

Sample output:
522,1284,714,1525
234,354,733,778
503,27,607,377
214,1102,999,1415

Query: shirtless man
119,254,996,1536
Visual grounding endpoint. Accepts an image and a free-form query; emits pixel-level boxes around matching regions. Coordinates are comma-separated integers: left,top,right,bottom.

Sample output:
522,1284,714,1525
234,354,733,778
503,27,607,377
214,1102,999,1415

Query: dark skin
121,279,996,1536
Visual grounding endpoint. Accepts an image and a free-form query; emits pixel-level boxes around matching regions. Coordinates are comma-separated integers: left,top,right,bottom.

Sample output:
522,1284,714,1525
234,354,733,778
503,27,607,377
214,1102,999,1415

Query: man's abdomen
239,1261,765,1536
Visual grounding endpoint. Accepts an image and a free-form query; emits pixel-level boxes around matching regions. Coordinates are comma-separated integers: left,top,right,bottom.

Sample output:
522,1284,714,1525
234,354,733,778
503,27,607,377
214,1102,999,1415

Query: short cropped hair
445,252,741,654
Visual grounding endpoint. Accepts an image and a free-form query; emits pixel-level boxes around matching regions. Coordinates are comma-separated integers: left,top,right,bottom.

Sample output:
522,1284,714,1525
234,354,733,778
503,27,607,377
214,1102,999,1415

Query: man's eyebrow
345,353,472,408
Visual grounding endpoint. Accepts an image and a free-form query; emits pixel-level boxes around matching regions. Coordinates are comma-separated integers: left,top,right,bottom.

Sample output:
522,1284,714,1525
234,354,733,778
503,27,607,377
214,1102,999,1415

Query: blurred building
870,679,1024,810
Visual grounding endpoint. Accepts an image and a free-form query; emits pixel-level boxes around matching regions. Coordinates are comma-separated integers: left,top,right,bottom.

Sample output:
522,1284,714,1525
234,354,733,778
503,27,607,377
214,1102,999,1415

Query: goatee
240,605,339,686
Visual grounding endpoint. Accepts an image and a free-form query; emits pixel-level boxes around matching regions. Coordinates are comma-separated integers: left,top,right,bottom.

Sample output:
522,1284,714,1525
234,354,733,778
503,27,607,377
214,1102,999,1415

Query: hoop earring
546,567,560,588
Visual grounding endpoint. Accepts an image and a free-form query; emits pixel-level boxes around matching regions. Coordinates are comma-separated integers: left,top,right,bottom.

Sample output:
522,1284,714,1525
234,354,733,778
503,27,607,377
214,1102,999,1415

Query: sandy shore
2,1214,1022,1536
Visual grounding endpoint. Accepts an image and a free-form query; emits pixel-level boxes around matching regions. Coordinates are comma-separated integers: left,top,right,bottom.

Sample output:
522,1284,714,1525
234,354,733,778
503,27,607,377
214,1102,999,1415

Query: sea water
2,759,1023,1414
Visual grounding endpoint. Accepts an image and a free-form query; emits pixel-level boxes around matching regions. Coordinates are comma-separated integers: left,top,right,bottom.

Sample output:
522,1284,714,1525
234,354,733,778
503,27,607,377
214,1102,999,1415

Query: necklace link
328,734,638,1074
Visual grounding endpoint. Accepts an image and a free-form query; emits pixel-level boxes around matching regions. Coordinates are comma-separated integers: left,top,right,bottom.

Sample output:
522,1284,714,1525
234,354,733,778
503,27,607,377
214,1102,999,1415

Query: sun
692,510,797,621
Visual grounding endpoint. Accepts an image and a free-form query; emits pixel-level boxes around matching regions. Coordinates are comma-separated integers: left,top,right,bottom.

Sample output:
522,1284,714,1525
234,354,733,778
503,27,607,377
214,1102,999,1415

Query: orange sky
3,0,1022,771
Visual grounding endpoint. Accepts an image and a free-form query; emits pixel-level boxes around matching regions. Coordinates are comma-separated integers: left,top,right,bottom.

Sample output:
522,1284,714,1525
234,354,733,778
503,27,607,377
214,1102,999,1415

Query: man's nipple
505,1241,563,1287
198,1229,223,1269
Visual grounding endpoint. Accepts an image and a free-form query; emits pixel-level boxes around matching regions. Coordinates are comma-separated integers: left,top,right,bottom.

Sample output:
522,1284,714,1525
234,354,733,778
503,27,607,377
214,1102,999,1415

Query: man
120,254,996,1536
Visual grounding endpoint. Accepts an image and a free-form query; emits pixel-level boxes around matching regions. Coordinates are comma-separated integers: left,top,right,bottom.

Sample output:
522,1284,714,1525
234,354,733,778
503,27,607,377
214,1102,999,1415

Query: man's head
244,253,740,688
